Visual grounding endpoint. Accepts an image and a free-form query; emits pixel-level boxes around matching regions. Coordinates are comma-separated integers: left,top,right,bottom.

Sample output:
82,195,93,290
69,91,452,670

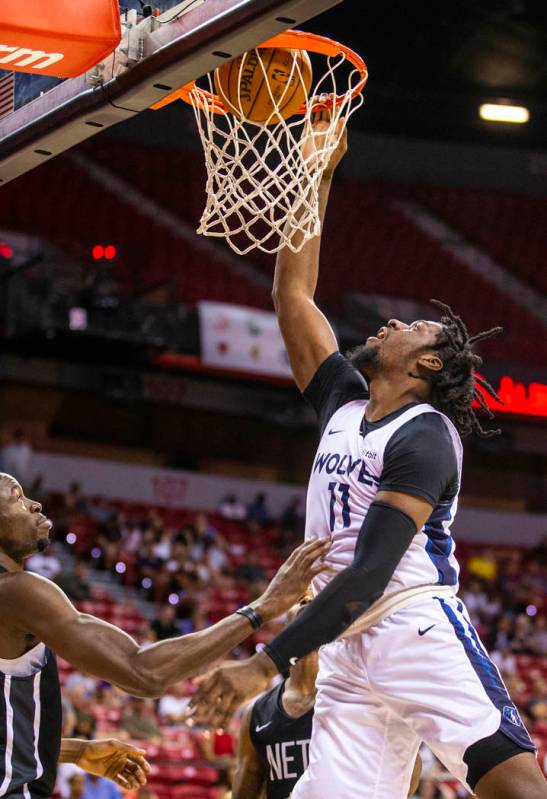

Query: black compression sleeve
263,502,417,674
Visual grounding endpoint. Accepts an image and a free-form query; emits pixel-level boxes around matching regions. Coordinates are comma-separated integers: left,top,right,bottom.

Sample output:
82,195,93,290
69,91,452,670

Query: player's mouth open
368,326,387,342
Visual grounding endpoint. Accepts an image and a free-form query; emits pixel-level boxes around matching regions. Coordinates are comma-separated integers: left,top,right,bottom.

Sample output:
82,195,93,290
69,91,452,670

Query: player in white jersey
190,115,547,799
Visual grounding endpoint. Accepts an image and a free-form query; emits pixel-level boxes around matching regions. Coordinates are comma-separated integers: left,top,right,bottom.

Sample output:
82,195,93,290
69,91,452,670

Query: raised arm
272,115,347,391
232,705,268,799
1,538,329,699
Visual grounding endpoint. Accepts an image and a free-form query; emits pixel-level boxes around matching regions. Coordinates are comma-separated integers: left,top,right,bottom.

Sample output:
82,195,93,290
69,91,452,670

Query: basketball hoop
154,31,367,255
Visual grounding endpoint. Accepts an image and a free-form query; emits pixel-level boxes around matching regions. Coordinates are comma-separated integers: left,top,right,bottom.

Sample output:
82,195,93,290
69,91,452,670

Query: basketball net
181,32,367,255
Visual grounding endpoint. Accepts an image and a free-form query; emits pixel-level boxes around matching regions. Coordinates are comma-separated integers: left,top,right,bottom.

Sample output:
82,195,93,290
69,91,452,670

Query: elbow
128,667,166,699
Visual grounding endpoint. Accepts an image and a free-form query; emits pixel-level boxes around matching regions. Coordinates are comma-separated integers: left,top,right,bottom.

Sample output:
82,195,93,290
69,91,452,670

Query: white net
188,42,366,255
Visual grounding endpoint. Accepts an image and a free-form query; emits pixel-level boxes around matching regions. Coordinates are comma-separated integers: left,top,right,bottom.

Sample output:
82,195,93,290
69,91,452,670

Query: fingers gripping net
187,34,367,255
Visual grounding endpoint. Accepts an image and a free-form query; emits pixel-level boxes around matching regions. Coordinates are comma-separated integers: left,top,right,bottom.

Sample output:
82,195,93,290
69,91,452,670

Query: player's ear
417,353,443,373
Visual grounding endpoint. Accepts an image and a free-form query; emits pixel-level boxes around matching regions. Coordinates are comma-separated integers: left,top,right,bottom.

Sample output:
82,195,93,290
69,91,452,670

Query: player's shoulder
397,410,455,441
385,410,459,470
0,568,59,603
304,352,368,435
306,351,368,392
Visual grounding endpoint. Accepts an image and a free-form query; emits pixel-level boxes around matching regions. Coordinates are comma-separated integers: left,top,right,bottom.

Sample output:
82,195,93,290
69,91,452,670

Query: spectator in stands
235,551,267,594
151,604,180,640
67,771,85,799
520,560,547,597
218,494,247,521
28,473,46,506
120,698,162,744
412,779,446,798
511,613,538,655
56,560,92,601
87,496,113,524
460,579,488,626
62,694,77,737
77,772,122,799
158,681,191,724
65,670,98,698
532,535,547,568
534,615,547,657
491,646,517,677
135,624,158,649
97,512,123,572
527,678,547,722
467,548,498,582
26,546,62,580
279,496,304,547
247,492,271,528
1,428,33,488
64,482,89,515
195,511,220,543
152,527,172,562
485,613,514,652
124,789,158,799
204,537,228,576
73,711,97,741
497,551,522,595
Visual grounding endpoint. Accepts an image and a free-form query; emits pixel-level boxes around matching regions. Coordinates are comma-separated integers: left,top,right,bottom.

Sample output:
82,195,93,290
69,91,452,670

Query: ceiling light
479,103,529,124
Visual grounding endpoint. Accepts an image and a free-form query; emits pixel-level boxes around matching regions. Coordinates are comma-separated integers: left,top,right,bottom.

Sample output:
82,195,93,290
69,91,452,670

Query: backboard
0,0,343,186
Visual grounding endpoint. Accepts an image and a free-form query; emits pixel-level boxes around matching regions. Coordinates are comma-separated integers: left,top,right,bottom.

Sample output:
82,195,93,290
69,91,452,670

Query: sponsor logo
363,450,377,460
0,44,64,70
255,722,272,732
327,429,343,435
503,705,523,727
418,624,436,636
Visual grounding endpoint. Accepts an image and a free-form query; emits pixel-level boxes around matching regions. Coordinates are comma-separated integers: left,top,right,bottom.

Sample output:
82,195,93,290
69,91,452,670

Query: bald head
0,474,21,503
0,476,51,565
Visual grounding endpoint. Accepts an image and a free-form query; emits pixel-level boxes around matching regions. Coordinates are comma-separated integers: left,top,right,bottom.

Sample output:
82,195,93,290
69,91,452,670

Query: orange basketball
214,47,313,125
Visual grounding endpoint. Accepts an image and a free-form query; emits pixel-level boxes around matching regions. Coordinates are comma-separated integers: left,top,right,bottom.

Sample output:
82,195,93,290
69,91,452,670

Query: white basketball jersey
305,399,463,622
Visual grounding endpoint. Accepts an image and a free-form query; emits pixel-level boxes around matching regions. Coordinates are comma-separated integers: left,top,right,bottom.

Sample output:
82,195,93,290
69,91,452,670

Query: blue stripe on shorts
435,597,535,752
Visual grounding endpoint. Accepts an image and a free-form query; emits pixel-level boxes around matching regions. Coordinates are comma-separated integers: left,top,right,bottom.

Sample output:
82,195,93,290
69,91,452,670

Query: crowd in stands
20,483,547,798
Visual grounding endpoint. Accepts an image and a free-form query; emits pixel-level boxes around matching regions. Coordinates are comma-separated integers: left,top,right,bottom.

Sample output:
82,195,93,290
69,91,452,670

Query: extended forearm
129,611,259,695
273,176,333,300
59,739,86,764
55,609,261,699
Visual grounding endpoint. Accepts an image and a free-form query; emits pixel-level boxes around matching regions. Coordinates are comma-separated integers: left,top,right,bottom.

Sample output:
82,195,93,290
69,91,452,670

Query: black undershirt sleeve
378,414,459,506
303,352,368,436
263,501,417,675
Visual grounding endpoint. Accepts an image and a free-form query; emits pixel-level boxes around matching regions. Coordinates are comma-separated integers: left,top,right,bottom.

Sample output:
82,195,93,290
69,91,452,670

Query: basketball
214,47,313,125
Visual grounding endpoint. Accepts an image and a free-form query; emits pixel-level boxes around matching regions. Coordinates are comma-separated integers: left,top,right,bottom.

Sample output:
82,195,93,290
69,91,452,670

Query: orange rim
151,30,368,113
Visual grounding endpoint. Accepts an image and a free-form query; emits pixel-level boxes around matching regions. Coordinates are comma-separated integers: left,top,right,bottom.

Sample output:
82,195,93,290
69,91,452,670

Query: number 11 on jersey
328,482,351,531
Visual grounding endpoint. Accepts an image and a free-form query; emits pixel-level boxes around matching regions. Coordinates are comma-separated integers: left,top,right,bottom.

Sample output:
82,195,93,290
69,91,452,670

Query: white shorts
292,594,534,799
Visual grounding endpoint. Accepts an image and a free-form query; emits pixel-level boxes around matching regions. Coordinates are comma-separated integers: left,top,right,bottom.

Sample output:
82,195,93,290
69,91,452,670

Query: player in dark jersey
0,472,329,799
233,600,317,799
189,113,547,799
233,598,422,799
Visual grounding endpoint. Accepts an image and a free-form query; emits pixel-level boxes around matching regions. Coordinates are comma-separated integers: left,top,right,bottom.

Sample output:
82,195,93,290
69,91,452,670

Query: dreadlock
425,299,503,438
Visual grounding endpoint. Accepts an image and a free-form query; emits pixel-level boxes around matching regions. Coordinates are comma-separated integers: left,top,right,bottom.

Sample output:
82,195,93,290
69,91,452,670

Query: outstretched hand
301,96,348,180
76,738,151,790
256,536,331,621
187,652,277,730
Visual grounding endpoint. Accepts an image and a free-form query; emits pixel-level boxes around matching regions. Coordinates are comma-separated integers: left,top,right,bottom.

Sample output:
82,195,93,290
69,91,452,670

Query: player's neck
366,374,426,422
0,551,24,572
286,658,318,696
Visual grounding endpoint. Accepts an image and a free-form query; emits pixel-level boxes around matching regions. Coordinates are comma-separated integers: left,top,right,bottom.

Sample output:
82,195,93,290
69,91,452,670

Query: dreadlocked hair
425,299,503,438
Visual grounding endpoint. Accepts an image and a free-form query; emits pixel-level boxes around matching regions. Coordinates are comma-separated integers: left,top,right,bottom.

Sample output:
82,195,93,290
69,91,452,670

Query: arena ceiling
305,0,547,146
